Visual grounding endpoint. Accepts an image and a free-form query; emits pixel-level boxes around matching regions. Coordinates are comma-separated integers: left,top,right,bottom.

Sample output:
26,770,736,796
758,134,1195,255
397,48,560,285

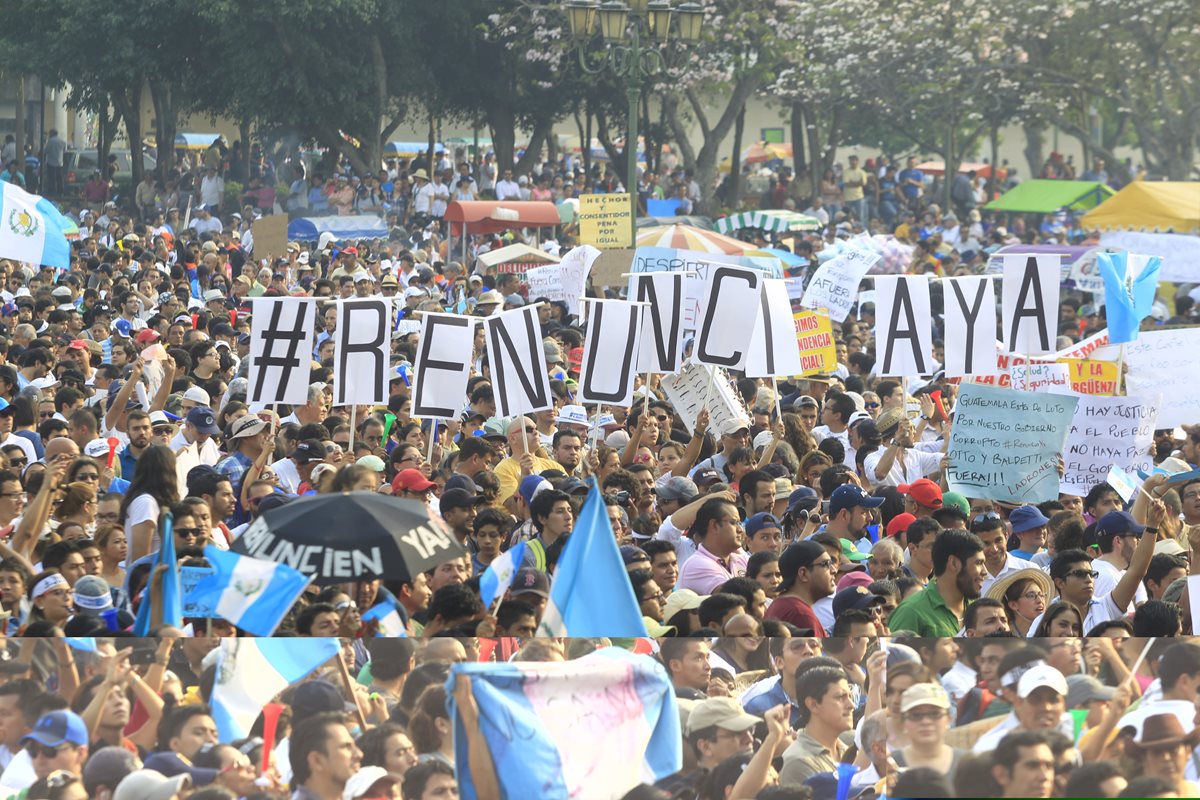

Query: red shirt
764,595,827,636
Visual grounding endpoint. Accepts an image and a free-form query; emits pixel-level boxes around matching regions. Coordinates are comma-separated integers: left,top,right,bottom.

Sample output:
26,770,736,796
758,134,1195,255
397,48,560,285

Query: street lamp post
564,0,704,216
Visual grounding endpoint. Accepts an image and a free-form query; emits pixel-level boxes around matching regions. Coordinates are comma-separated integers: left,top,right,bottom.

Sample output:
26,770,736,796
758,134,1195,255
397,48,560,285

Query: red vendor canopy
444,201,562,236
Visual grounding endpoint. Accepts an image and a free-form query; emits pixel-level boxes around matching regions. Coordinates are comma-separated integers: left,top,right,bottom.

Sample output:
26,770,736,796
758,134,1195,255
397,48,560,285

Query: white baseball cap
183,387,210,405
1017,664,1068,699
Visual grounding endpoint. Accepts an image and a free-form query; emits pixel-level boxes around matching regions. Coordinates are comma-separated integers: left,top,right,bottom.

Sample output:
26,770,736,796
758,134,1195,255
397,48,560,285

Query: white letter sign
248,297,317,405
411,312,476,420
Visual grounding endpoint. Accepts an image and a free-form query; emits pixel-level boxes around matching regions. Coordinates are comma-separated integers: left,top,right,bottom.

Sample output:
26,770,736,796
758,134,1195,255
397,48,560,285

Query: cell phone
821,500,830,515
129,647,158,667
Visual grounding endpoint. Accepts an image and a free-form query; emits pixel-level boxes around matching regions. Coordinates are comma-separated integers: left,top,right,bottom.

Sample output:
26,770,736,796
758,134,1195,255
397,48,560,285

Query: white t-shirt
862,447,942,488
0,435,35,466
1093,557,1147,613
124,493,161,553
272,457,300,494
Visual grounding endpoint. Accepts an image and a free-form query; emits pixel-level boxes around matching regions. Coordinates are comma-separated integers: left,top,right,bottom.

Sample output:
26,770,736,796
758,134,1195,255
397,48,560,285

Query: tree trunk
488,104,516,177
97,100,118,177
583,102,592,181
683,74,763,215
943,124,957,209
238,121,252,184
989,124,1000,200
515,118,550,176
728,105,745,209
149,80,177,188
789,100,808,178
1022,121,1044,179
113,84,144,197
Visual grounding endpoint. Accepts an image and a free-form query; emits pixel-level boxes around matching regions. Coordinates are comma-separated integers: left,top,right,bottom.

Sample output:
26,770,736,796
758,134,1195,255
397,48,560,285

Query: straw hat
985,567,1054,606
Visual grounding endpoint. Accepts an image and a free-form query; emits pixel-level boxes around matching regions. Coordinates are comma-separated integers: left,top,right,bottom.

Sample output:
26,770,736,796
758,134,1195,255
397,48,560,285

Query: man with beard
765,540,836,635
889,528,985,636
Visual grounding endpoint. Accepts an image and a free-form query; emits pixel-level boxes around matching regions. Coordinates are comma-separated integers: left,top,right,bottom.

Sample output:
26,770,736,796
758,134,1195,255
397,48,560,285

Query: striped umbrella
634,224,753,254
715,210,823,235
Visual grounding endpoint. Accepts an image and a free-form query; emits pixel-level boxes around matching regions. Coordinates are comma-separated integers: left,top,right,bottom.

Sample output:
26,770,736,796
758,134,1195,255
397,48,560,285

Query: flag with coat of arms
0,183,71,269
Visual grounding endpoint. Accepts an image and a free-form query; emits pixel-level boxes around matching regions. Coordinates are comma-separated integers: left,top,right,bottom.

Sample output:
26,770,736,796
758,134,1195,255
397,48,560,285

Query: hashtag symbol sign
251,300,313,404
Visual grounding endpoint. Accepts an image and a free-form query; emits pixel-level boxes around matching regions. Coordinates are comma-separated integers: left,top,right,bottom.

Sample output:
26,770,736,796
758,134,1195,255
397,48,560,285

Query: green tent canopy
985,179,1114,214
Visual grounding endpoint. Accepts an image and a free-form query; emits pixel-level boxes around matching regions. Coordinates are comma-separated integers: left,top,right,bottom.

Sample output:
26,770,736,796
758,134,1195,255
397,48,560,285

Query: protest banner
1010,362,1071,394
798,248,880,322
1059,395,1159,496
250,214,288,259
793,309,837,376
411,312,476,420
578,193,634,249
1124,327,1200,428
334,299,391,406
970,329,1113,389
874,275,932,377
526,244,597,316
632,272,684,374
589,248,636,286
660,362,747,433
942,276,998,378
180,566,216,618
449,648,681,800
1061,358,1119,395
578,299,642,406
1002,253,1060,355
1068,248,1106,294
693,264,762,370
745,280,803,378
1100,231,1200,283
628,246,783,329
248,297,317,405
947,383,1078,503
484,305,553,417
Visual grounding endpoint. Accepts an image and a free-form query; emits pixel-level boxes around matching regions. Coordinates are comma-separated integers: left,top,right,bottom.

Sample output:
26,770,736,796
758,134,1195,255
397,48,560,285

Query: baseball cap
1155,539,1188,557
785,486,820,516
183,386,211,406
1009,505,1051,533
744,512,782,539
837,570,875,593
662,589,704,621
829,484,885,516
135,329,160,344
518,475,550,506
480,417,509,440
392,468,436,494
476,290,504,307
228,415,266,440
186,407,221,435
792,395,819,410
886,513,917,538
941,491,971,518
111,319,133,337
899,683,951,714
718,416,751,437
148,410,176,429
657,476,699,504
1066,674,1116,708
344,766,399,800
23,709,88,747
290,440,325,465
510,568,550,598
142,752,218,787
773,477,795,500
439,488,482,514
444,474,479,494
1096,510,1145,539
83,746,141,795
291,680,347,718
1017,664,1069,699
692,467,722,488
356,455,386,473
897,478,943,509
777,540,828,593
113,770,192,800
684,697,760,736
73,574,114,614
832,585,884,618
619,545,651,566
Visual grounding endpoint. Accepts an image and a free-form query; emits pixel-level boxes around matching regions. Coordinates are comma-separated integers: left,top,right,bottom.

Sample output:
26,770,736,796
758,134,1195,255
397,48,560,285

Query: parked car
64,149,157,196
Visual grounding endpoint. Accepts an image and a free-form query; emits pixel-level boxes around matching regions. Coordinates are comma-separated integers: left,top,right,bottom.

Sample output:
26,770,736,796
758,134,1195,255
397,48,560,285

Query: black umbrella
230,492,465,585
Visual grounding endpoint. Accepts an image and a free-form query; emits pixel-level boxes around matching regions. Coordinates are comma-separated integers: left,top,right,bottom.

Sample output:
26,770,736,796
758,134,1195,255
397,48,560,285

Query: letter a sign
1002,254,1060,355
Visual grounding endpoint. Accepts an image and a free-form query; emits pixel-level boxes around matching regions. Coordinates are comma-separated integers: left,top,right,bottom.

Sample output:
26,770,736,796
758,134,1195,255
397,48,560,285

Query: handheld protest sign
693,264,761,371
942,275,997,378
1002,254,1060,355
874,275,932,377
578,299,643,407
248,297,318,406
484,305,553,417
334,299,391,406
632,272,684,374
410,312,476,420
745,279,803,378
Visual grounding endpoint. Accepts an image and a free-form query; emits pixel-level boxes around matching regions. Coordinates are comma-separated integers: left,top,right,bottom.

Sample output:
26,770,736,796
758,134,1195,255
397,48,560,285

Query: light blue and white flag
1097,250,1161,343
211,638,340,741
448,647,681,800
189,545,311,637
538,481,648,637
479,540,526,610
361,595,407,637
0,183,71,269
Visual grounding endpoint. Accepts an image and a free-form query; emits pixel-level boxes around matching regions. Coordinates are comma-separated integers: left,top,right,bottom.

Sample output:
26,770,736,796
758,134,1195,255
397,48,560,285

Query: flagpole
427,419,437,466
348,404,357,456
335,650,369,730
772,376,782,423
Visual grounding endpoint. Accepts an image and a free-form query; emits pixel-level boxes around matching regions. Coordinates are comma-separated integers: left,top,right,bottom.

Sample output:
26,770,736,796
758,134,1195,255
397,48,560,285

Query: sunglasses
26,743,66,759
174,527,203,539
864,402,880,409
1066,569,1099,580
972,512,1001,524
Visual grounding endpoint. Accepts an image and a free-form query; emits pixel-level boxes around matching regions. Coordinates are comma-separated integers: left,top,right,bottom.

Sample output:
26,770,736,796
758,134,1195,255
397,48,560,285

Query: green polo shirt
887,578,961,636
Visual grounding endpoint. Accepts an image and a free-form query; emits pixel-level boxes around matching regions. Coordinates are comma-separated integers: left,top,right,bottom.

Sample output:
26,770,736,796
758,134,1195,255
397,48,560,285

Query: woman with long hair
119,444,179,562
992,571,1051,638
1034,602,1084,638
408,684,454,768
54,482,97,536
94,524,127,589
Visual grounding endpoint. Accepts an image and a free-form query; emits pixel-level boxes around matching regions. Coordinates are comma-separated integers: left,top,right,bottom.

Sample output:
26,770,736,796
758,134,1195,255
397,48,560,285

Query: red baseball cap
898,479,943,509
391,468,435,494
135,329,161,344
886,512,916,538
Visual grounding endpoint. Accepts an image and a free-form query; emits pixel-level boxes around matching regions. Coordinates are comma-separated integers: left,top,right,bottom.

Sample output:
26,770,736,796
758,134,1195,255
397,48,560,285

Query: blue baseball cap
111,319,132,337
785,486,820,516
518,475,550,506
23,710,87,748
1095,510,1145,539
744,512,783,539
1009,505,1050,533
829,484,885,516
186,406,221,435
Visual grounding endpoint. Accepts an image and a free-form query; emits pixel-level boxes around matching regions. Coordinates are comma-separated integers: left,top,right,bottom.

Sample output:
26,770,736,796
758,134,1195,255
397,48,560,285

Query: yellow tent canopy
1080,181,1200,234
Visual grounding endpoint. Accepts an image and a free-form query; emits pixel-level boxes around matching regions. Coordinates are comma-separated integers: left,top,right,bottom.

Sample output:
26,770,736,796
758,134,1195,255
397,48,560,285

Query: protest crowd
0,134,1187,799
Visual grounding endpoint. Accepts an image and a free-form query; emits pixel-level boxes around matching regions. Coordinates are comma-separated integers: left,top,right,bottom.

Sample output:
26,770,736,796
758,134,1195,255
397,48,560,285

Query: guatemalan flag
211,638,340,741
479,541,526,610
447,648,681,800
361,595,407,637
1097,250,1161,344
0,183,71,269
538,481,648,637
190,545,312,637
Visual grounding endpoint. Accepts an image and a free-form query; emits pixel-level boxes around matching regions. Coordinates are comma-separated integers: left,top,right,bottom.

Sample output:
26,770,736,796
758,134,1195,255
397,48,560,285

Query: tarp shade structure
477,243,560,269
384,141,445,157
444,201,562,237
715,210,823,235
175,133,221,151
985,179,1115,214
1080,181,1200,234
286,215,388,242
